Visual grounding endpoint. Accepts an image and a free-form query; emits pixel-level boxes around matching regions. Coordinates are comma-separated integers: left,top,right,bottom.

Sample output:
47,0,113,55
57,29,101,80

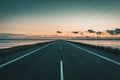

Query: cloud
115,28,120,34
96,31,103,35
87,29,95,33
72,31,79,34
106,30,115,35
106,28,120,35
56,31,62,33
0,33,26,39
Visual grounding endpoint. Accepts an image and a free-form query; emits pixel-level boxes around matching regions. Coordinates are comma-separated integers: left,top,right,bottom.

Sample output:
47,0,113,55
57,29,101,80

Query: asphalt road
0,40,120,80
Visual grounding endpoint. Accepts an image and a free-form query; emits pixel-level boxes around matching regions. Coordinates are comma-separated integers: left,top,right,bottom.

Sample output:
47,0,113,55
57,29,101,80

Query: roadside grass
0,41,53,58
68,41,120,56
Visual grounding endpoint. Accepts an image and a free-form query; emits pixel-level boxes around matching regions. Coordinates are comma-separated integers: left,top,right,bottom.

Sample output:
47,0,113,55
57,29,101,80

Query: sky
0,0,120,37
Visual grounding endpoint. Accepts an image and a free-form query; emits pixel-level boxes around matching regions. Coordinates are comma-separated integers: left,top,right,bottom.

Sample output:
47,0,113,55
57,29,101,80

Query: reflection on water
1,40,120,50
0,40,53,49
69,40,120,49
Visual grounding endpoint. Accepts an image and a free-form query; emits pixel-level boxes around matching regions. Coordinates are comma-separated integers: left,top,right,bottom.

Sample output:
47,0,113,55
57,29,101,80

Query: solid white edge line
0,42,54,68
60,60,64,80
67,42,120,66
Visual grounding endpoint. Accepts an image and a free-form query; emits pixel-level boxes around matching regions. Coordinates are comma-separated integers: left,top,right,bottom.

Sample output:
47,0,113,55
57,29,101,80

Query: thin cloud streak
0,0,120,37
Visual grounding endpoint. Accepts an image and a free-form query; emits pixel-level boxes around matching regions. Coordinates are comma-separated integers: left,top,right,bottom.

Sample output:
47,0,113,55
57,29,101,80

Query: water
0,40,53,49
69,40,120,49
0,39,120,50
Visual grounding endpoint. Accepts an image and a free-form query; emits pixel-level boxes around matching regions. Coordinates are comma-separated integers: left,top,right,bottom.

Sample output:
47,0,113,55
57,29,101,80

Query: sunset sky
0,0,120,37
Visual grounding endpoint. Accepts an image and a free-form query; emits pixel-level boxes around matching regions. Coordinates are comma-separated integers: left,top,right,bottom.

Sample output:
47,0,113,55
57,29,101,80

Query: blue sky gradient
0,0,120,36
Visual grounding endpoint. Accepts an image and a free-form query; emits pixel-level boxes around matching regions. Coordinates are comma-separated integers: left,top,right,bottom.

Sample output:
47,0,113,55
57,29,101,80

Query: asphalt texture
0,40,120,80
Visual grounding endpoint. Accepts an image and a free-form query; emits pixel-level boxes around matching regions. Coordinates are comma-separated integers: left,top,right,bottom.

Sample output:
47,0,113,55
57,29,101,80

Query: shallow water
69,40,120,49
0,40,53,49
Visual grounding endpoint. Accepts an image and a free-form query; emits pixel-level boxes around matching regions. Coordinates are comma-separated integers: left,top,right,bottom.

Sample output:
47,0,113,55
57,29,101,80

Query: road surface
0,40,120,80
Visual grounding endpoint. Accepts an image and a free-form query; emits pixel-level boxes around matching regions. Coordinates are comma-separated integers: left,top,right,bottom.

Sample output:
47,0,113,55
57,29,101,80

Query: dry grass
69,41,120,56
0,41,53,58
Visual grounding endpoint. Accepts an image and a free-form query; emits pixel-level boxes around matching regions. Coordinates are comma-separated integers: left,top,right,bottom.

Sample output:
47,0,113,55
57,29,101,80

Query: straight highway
0,40,120,80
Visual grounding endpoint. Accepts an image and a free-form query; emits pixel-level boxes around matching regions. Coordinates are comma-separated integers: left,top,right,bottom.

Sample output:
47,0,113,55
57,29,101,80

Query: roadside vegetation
0,41,53,58
68,41,120,56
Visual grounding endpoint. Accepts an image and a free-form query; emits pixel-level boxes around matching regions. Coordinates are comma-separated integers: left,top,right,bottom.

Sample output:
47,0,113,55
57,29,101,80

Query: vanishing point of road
0,40,120,80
